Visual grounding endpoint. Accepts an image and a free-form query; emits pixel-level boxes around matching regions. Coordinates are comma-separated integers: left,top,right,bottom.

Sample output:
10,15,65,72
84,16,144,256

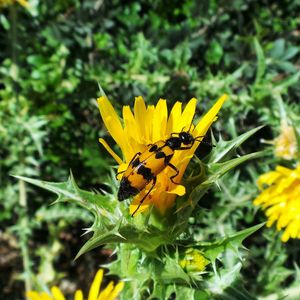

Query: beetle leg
116,152,141,179
168,163,180,184
128,152,141,165
131,176,157,217
115,170,126,179
177,145,193,150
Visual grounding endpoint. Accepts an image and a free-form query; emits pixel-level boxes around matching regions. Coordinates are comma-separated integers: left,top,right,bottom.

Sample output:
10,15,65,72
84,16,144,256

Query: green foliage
17,125,264,299
1,0,300,299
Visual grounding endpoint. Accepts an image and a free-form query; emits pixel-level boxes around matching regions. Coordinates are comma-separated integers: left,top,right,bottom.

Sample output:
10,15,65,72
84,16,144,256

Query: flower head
26,269,124,300
180,249,209,273
273,121,298,160
254,165,300,242
98,95,227,215
0,0,29,8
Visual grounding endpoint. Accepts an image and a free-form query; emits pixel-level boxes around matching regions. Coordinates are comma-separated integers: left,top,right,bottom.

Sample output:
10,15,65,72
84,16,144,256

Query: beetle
117,128,204,216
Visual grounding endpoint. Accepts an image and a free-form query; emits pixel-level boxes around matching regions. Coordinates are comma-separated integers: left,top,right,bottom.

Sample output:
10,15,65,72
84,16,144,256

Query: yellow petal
276,165,292,175
281,230,290,242
97,282,114,300
17,0,30,8
40,293,53,300
166,101,182,134
153,99,168,141
180,98,197,132
97,97,125,151
134,96,148,143
107,281,125,300
257,171,281,189
99,138,123,165
74,290,83,300
195,94,228,136
88,269,103,300
122,105,138,156
26,291,53,300
51,287,66,300
166,184,186,196
145,105,155,143
26,291,43,300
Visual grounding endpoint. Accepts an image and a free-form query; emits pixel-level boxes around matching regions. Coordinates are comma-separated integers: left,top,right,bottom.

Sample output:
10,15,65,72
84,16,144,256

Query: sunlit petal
97,96,125,152
107,281,125,300
97,282,114,300
194,94,228,136
99,138,123,165
51,287,66,300
166,101,182,134
27,269,123,300
74,290,83,300
88,269,103,300
254,164,300,242
153,99,168,141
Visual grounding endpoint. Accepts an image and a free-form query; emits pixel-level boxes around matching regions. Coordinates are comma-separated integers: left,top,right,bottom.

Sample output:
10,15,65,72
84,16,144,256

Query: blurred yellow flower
254,165,300,242
180,249,209,273
98,94,227,215
26,269,124,300
273,121,298,160
0,0,29,8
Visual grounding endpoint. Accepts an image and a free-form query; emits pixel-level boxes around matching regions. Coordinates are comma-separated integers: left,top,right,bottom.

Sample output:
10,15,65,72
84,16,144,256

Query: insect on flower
98,94,228,216
117,124,204,216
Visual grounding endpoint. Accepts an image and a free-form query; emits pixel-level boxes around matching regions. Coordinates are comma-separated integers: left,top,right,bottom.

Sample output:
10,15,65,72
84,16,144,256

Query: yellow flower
180,249,209,273
0,0,29,8
273,121,298,160
254,165,300,242
26,269,124,300
98,94,227,215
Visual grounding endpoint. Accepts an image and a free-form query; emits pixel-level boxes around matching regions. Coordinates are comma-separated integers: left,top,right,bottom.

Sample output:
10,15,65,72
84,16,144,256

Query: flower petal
134,96,148,143
74,290,83,300
17,0,30,8
97,282,114,300
99,138,123,165
195,94,228,136
26,291,45,300
166,184,186,196
51,287,66,300
254,164,300,242
107,281,125,300
166,101,182,135
180,98,197,132
153,99,168,141
88,269,103,300
98,97,125,151
122,105,138,157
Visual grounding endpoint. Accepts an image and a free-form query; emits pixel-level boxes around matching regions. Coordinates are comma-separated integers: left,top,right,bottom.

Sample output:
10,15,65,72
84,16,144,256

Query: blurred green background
1,0,300,299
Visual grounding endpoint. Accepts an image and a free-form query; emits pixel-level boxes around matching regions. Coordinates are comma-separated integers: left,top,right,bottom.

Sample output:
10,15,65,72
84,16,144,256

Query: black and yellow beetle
117,128,203,216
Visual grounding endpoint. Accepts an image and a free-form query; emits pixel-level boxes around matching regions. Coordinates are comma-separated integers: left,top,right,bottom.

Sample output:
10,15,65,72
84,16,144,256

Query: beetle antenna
195,135,216,147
